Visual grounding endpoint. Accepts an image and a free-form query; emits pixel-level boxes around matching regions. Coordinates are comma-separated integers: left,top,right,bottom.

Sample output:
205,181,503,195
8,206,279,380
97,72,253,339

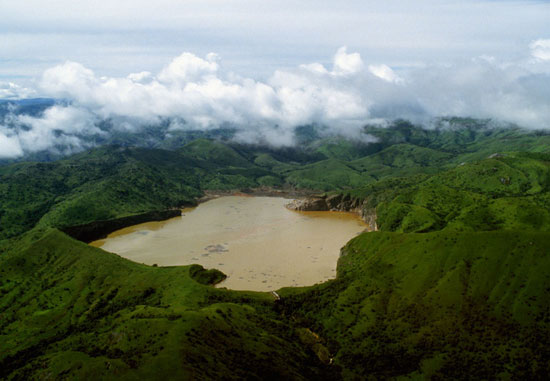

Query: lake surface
90,196,367,291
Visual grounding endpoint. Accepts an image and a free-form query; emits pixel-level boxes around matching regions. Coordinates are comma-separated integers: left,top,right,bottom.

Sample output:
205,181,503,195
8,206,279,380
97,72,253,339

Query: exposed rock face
286,197,329,211
363,208,378,231
325,194,343,209
286,194,378,231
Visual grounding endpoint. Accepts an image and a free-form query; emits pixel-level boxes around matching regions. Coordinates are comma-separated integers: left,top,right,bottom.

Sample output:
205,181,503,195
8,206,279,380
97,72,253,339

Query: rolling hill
1,120,550,379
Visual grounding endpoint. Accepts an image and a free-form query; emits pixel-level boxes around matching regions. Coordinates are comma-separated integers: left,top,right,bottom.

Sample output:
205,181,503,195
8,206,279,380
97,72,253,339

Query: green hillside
280,230,550,379
2,120,550,379
0,147,202,240
0,229,326,380
4,121,550,240
343,152,550,233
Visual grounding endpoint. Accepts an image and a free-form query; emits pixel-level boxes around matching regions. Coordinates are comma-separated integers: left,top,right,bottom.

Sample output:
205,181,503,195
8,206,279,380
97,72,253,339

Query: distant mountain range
2,98,550,166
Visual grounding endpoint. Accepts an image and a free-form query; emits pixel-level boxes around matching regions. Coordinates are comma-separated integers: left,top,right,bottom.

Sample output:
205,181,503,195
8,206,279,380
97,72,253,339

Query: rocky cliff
286,194,378,231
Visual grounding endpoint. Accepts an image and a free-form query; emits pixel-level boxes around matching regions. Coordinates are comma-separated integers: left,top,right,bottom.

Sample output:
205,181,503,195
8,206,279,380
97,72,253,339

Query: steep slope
337,152,550,233
280,230,550,379
0,144,278,240
364,118,550,158
348,143,453,181
4,123,550,240
0,147,203,240
0,229,327,380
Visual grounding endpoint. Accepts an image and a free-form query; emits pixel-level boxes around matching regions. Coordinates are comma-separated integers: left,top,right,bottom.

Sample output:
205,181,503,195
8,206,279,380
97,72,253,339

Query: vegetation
0,229,324,379
1,118,550,379
279,230,550,379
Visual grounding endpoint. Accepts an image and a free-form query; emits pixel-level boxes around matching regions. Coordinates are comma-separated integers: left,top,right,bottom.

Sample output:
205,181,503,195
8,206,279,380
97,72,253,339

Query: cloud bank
0,82,35,99
1,43,550,158
530,39,550,62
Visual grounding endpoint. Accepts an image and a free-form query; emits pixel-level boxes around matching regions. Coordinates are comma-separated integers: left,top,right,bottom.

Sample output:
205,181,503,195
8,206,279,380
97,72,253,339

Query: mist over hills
2,97,550,167
1,41,550,162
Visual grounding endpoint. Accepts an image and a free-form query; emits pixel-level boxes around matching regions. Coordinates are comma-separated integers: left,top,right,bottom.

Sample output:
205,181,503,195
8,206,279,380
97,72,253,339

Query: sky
1,0,550,157
2,0,550,81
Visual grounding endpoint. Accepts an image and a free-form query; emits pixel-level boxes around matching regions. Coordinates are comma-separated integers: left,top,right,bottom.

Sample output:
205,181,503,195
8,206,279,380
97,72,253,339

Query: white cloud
299,63,329,75
530,39,550,61
1,0,550,83
0,82,35,99
2,42,550,159
408,61,550,128
36,49,375,144
368,64,402,83
332,47,364,75
158,52,219,84
0,105,102,158
17,105,100,137
0,130,23,158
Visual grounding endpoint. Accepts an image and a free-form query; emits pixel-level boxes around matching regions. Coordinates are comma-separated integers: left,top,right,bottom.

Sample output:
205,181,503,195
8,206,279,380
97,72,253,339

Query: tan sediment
90,196,367,291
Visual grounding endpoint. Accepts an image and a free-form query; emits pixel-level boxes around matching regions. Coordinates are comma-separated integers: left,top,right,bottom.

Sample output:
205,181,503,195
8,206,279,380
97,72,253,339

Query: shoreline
62,187,320,243
63,186,376,244
92,195,367,291
197,186,321,203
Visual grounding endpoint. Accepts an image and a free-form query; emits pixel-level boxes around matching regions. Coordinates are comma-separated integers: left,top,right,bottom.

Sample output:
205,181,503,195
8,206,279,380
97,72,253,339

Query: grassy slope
0,229,325,380
284,159,374,191
2,122,550,378
364,119,550,157
0,142,277,240
341,152,550,233
270,146,550,378
280,230,550,379
0,147,201,239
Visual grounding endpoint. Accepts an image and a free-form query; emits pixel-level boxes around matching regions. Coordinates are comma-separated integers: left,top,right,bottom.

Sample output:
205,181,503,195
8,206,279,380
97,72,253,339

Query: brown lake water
90,196,367,291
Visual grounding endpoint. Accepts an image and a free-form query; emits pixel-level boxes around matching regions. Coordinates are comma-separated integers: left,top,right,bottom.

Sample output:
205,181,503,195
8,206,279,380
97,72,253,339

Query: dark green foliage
0,146,202,239
188,264,227,285
364,118,550,158
4,119,550,239
279,230,550,379
341,151,550,233
285,159,374,190
2,119,550,379
0,229,324,380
